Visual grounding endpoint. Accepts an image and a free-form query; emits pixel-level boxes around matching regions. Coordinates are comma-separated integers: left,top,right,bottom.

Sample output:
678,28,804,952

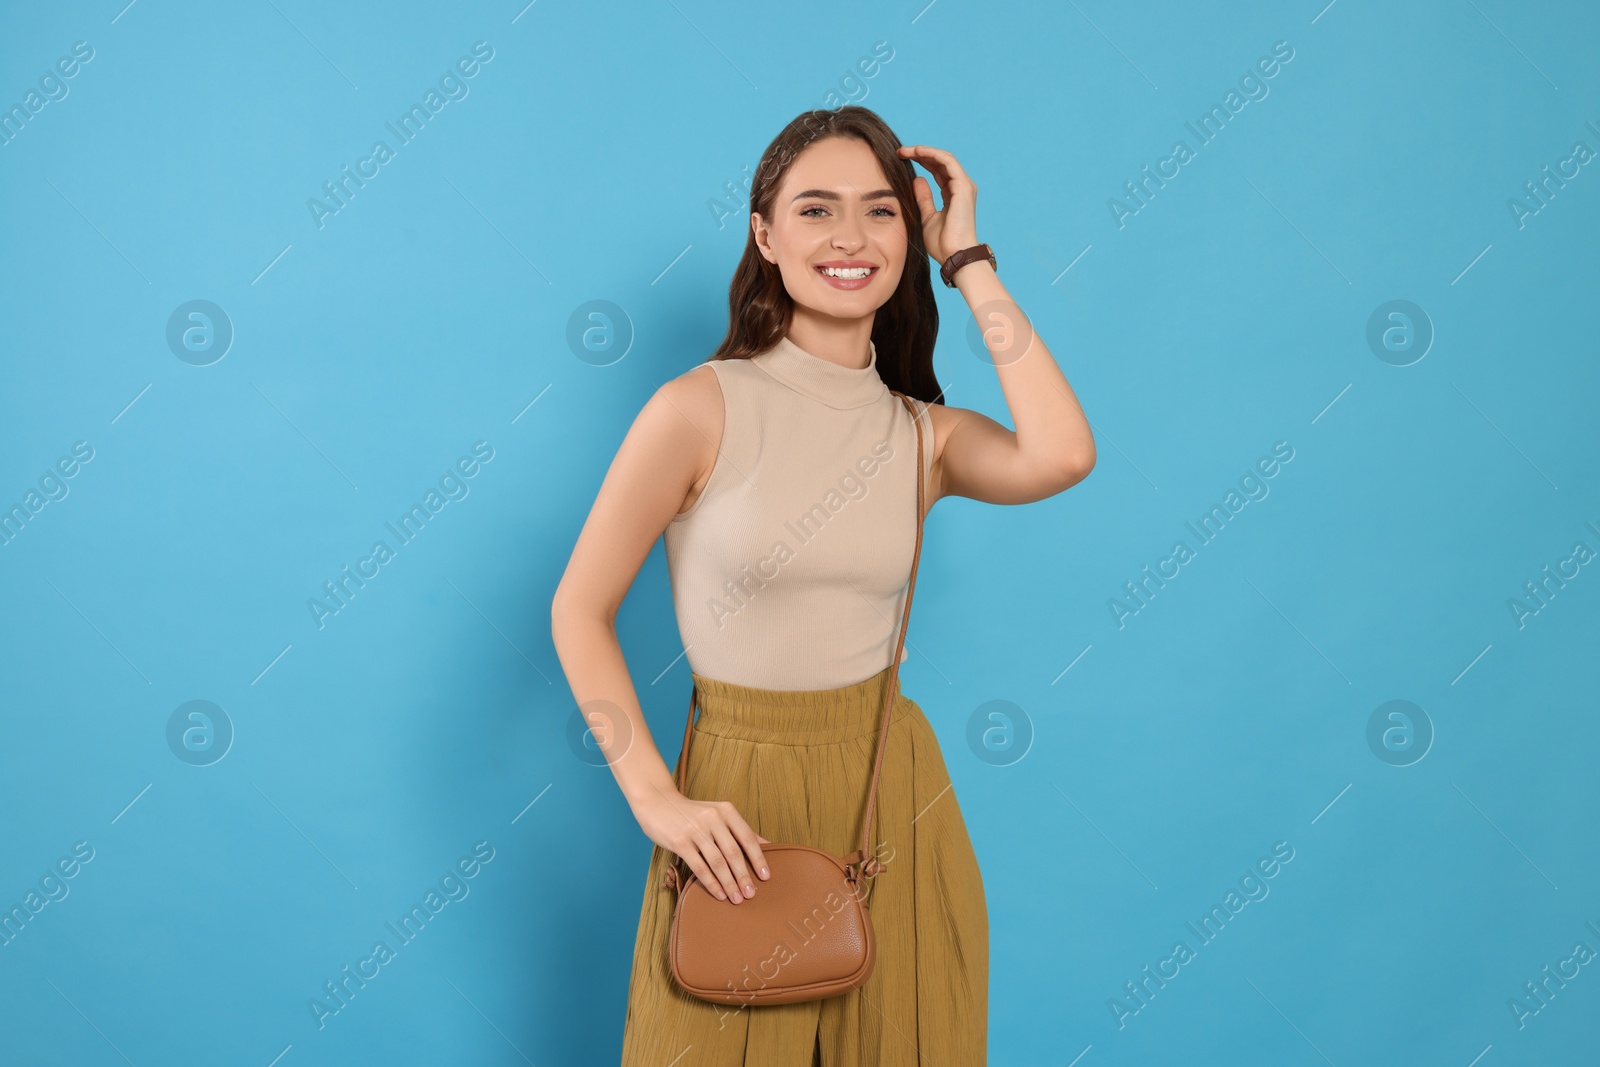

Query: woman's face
752,136,909,321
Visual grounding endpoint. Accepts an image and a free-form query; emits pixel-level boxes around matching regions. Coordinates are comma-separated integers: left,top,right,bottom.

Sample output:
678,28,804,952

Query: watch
939,243,996,288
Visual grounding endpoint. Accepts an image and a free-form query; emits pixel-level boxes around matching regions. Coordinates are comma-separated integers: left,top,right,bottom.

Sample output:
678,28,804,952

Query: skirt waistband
688,663,909,745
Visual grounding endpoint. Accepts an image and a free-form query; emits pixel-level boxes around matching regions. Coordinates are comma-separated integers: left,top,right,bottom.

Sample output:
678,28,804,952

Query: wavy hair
709,106,942,406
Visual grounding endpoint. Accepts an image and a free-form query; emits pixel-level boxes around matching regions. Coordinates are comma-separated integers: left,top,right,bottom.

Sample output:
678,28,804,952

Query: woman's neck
784,311,875,371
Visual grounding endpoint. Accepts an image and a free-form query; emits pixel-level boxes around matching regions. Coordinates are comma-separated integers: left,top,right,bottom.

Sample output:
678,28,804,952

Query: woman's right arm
550,365,771,904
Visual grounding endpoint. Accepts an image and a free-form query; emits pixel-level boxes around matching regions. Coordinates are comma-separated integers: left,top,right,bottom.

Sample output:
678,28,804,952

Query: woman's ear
750,212,776,264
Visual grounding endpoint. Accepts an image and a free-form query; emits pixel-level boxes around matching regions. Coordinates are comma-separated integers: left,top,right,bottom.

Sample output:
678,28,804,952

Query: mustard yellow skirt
619,663,989,1066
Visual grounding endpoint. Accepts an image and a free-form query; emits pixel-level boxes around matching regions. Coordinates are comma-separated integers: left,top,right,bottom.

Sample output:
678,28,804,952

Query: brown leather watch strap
939,242,995,288
671,390,928,878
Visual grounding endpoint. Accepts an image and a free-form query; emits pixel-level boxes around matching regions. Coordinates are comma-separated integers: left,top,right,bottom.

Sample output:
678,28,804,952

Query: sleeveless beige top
664,334,934,691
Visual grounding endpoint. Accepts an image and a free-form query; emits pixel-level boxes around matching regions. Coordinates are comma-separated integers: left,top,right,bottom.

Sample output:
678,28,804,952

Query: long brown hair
710,106,943,406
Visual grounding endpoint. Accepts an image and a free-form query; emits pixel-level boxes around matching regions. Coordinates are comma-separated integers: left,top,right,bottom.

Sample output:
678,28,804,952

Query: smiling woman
552,104,1095,1066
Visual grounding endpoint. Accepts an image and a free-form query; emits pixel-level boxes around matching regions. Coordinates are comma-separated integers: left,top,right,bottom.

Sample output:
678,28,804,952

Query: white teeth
820,266,873,279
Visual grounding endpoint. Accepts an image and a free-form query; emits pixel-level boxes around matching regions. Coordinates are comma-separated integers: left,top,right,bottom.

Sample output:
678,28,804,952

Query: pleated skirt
619,663,989,1066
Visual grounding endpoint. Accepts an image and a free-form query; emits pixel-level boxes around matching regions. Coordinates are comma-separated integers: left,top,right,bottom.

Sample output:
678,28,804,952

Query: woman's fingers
898,144,955,201
681,846,726,901
672,831,723,902
900,144,979,236
901,143,971,189
726,811,771,882
709,820,756,901
694,831,740,902
909,174,938,222
663,802,776,903
696,826,744,903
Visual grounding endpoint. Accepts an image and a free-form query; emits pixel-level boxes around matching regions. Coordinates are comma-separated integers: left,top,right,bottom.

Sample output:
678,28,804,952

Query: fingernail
760,867,769,879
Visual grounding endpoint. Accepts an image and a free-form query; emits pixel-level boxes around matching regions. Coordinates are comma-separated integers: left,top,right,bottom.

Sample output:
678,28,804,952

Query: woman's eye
799,205,897,218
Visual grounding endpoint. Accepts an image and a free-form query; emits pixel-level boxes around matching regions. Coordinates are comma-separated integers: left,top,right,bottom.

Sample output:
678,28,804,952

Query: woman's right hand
634,787,771,903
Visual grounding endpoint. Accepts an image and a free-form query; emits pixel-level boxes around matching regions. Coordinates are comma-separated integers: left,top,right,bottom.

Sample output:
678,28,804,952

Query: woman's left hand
897,144,981,266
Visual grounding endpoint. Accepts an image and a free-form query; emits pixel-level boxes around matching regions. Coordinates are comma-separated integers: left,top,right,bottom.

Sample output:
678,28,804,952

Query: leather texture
938,242,996,288
662,389,927,1007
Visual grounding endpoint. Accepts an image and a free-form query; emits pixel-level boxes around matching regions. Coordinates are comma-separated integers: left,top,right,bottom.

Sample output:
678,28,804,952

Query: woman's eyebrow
790,188,897,203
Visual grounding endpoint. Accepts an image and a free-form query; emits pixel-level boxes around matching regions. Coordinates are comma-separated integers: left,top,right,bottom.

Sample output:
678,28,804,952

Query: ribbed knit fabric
619,664,990,1065
664,334,935,691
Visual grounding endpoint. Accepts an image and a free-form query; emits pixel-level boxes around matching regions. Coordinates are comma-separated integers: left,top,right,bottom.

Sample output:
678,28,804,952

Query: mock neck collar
751,334,887,410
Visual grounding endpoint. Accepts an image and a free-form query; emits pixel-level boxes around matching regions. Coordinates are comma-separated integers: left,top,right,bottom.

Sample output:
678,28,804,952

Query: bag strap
669,390,927,886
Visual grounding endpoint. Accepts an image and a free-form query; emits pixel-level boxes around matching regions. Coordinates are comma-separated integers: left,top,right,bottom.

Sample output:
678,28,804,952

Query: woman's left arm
900,144,1096,505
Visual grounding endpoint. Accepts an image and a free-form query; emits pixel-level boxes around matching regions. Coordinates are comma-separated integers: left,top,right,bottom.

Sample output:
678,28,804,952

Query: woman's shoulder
660,359,727,409
658,355,767,414
650,360,734,455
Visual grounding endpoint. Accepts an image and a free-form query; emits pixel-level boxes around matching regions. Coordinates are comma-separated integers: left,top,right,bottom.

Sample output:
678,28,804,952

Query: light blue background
2,1,1597,1064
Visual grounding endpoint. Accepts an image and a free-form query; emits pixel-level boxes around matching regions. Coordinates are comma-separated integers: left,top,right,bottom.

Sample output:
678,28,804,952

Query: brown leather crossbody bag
660,390,927,1007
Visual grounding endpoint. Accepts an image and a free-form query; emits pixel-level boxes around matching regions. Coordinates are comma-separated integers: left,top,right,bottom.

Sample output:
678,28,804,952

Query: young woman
551,106,1094,1066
